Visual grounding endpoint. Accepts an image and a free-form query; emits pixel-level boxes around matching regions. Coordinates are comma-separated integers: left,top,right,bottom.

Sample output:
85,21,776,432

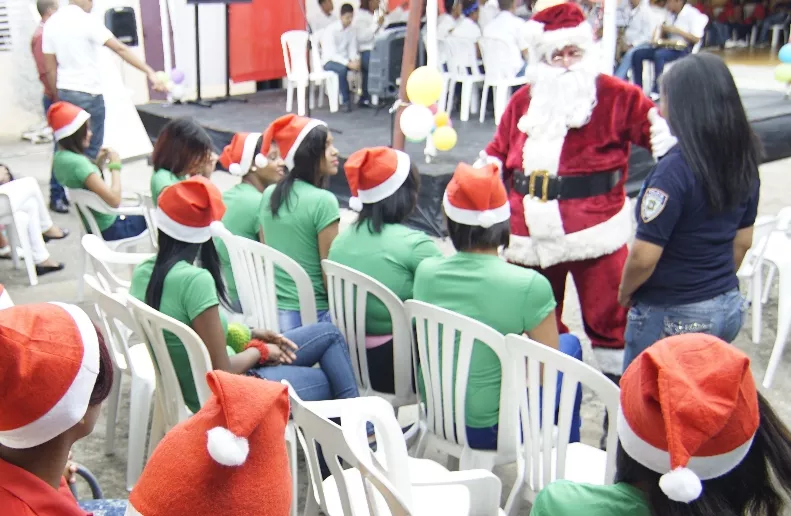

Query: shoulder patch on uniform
641,188,668,223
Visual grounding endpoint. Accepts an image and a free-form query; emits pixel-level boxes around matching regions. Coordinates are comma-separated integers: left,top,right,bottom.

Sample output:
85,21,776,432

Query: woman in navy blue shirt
618,53,761,370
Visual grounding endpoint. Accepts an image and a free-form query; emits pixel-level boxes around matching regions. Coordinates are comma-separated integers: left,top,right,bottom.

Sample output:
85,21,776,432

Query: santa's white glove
472,151,503,175
648,108,678,160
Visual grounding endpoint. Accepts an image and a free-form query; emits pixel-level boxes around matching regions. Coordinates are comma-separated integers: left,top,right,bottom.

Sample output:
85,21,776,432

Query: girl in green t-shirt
150,118,217,206
328,146,441,394
258,116,340,332
48,101,148,241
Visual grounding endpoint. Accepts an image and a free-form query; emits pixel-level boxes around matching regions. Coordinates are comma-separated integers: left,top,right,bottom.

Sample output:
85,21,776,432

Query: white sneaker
724,39,738,48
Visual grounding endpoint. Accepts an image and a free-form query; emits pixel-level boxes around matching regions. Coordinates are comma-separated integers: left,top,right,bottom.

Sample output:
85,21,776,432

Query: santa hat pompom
254,153,268,169
228,163,243,176
348,196,363,212
207,426,249,467
659,467,703,503
478,211,497,228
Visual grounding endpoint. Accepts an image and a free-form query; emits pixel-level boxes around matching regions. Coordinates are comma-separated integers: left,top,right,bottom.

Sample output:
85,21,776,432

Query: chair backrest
479,37,521,81
141,194,158,249
445,37,482,78
403,300,518,457
81,234,154,293
210,222,317,332
322,260,416,406
67,188,117,237
287,386,414,516
282,30,310,80
85,274,147,379
691,12,709,53
737,215,777,279
309,33,325,73
504,333,620,492
125,294,212,428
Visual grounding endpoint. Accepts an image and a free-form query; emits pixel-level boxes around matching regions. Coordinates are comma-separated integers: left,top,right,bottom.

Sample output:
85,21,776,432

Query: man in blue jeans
321,3,361,112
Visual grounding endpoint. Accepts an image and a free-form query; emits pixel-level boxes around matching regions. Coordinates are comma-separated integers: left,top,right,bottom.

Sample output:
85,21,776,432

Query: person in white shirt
631,0,705,95
614,0,661,79
322,3,360,111
482,0,528,77
439,0,463,37
42,0,166,161
309,0,338,33
355,0,384,106
478,0,501,28
453,0,483,39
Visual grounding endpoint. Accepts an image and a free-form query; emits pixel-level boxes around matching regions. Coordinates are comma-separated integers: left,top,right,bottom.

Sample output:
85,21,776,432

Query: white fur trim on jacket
504,201,633,268
592,347,625,376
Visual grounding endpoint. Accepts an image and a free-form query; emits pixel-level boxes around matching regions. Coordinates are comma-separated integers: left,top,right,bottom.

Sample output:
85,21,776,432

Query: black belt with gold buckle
512,169,623,202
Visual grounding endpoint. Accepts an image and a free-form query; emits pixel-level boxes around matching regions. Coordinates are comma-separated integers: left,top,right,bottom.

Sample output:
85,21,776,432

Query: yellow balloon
434,111,450,128
433,126,458,152
406,66,444,107
775,64,791,83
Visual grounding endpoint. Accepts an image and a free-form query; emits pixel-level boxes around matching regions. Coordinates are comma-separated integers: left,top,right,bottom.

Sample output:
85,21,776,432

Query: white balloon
170,84,187,102
400,104,434,142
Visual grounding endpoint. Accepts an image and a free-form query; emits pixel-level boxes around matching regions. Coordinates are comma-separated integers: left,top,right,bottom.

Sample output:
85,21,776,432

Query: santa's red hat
618,334,760,503
219,133,266,177
344,147,411,212
127,371,292,516
523,2,593,59
0,284,13,310
260,114,327,171
0,303,99,449
47,101,91,141
155,176,226,244
443,163,510,228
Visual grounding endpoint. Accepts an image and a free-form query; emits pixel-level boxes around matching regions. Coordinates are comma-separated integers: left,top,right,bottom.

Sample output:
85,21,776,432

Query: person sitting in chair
321,3,361,112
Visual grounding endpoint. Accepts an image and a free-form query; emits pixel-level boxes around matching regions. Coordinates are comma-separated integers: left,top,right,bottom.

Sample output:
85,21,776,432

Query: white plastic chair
211,222,317,333
770,23,789,52
85,274,155,491
478,38,529,126
404,300,519,471
445,37,484,122
287,385,505,516
68,188,151,301
322,260,418,411
737,215,778,345
81,234,154,294
281,30,339,116
310,33,343,110
502,334,620,514
141,193,158,250
0,190,38,286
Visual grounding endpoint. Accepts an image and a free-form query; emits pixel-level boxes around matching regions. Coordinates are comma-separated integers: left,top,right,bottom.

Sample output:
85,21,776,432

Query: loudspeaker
105,7,138,47
368,28,426,101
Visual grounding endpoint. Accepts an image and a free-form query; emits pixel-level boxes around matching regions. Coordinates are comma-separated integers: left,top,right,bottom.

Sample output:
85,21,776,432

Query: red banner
229,0,307,83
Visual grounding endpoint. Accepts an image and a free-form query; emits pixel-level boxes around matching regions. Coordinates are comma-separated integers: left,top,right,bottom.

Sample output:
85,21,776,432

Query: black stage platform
137,88,791,236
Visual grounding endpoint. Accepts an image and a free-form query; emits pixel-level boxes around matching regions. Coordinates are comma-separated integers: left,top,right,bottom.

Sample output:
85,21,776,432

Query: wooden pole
392,1,424,150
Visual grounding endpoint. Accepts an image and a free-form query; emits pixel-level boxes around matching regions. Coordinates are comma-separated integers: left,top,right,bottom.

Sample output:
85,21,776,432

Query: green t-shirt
413,252,556,429
53,150,117,231
129,257,228,414
530,481,650,516
328,222,441,335
215,183,264,303
258,181,340,311
150,168,183,206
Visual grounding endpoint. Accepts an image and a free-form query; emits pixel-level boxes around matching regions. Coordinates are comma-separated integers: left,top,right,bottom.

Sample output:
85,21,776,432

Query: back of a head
341,2,354,15
498,0,515,10
661,53,760,213
152,118,214,176
36,0,57,16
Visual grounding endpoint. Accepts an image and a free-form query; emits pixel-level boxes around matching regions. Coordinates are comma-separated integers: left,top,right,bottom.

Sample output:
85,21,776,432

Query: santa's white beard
520,55,599,136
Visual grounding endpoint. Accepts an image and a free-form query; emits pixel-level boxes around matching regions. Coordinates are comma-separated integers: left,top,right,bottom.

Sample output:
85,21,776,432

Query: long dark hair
660,53,761,213
356,164,420,233
269,125,329,217
615,392,791,516
58,121,90,155
446,217,510,251
144,231,229,312
151,118,214,177
90,324,114,406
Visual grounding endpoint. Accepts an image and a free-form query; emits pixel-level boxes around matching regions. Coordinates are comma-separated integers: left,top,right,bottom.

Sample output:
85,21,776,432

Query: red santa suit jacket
483,74,654,269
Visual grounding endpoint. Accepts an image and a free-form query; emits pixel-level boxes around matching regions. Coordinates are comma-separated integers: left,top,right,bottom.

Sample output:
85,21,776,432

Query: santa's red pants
520,245,628,356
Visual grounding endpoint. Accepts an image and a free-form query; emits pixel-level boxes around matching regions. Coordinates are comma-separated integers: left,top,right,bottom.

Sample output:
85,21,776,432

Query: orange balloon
434,111,450,128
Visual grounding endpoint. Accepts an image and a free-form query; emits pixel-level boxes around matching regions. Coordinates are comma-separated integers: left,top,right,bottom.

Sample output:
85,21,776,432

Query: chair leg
446,81,457,118
286,83,294,113
12,216,38,287
460,83,473,122
297,82,306,117
104,366,123,455
763,271,791,389
327,78,339,113
752,265,763,345
479,84,489,124
126,376,155,491
438,77,450,113
504,466,526,516
302,490,321,516
147,398,166,458
76,248,86,302
763,264,777,304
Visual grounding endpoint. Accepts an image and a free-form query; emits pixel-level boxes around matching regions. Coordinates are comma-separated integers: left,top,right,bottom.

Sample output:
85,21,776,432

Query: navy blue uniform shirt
633,146,759,305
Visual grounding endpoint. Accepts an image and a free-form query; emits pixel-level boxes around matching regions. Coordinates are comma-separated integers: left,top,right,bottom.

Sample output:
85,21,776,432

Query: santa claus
475,0,676,379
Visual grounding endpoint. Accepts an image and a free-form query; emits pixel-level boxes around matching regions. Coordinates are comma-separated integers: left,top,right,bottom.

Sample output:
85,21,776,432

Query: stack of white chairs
478,38,529,125
281,30,340,117
0,179,39,286
445,37,484,122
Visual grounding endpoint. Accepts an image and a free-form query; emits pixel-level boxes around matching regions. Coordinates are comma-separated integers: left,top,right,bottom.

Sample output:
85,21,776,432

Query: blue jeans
623,288,745,372
759,13,791,43
57,89,105,160
631,46,689,94
614,43,650,80
247,322,359,401
79,500,128,515
278,308,332,332
100,215,147,241
43,95,67,205
466,333,583,450
706,22,731,47
324,61,351,105
360,50,371,101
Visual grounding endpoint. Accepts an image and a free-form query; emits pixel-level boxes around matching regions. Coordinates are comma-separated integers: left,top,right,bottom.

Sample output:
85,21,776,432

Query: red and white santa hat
127,371,292,516
443,162,510,228
47,101,91,142
0,284,13,310
0,303,99,449
523,1,594,61
218,133,267,177
262,114,327,172
155,176,226,244
618,334,760,503
344,147,411,212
